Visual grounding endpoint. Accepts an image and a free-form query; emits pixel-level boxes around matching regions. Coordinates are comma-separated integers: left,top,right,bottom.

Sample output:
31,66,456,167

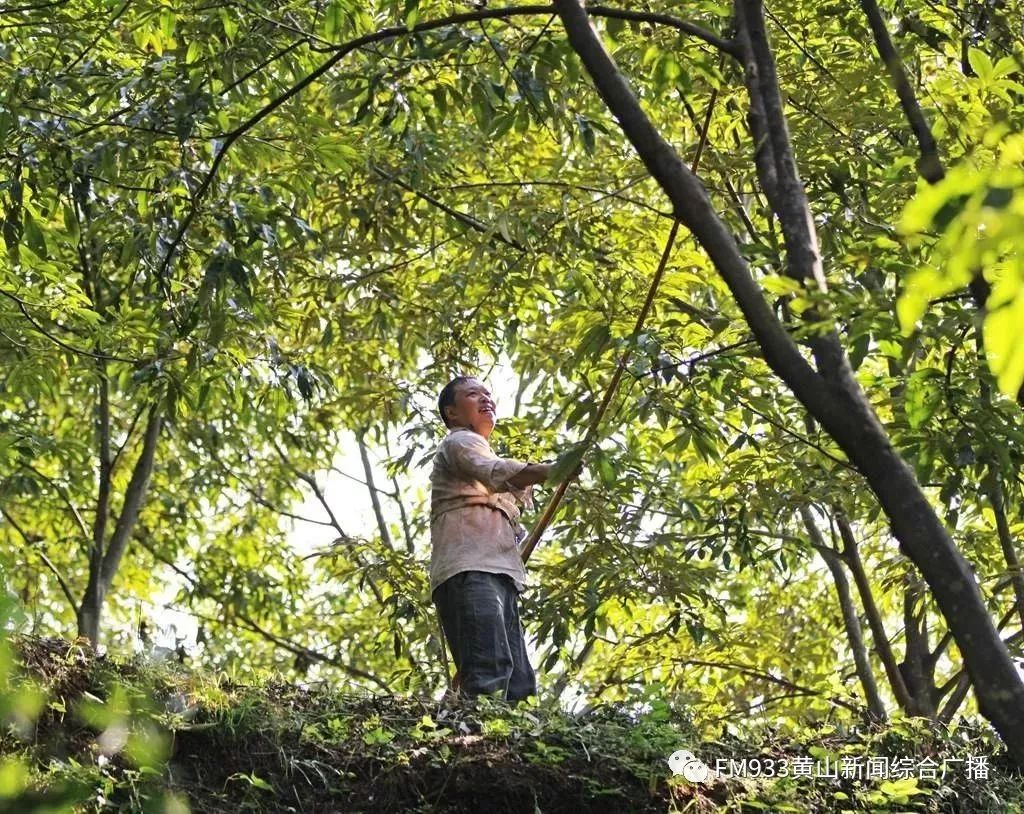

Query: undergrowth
0,636,1021,813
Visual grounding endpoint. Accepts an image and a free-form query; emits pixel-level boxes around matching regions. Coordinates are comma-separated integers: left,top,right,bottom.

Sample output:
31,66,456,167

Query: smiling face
444,377,497,437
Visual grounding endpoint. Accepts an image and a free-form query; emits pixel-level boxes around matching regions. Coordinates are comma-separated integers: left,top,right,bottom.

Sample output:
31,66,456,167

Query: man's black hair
438,376,474,428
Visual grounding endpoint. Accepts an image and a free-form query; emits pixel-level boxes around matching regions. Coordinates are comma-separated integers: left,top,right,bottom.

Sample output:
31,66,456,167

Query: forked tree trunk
835,514,916,714
800,507,886,722
551,0,1024,766
77,408,162,644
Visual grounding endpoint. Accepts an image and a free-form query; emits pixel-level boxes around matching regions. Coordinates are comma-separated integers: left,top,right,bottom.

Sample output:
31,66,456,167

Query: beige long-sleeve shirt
429,428,533,594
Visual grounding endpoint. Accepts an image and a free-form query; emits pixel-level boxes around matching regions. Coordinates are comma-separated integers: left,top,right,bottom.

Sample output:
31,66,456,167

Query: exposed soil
8,636,706,813
6,636,1021,814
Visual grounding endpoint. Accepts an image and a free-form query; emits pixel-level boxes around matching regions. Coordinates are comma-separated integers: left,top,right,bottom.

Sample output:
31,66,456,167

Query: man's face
445,378,497,436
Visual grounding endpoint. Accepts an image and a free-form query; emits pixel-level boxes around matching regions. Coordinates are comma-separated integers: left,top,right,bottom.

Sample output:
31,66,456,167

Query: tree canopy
2,0,1024,767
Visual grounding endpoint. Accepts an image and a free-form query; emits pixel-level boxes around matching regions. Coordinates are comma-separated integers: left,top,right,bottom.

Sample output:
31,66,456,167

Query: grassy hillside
0,636,1021,813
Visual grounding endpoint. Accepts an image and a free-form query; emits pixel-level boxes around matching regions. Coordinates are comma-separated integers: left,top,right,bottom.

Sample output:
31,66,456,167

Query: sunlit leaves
0,0,1022,737
899,132,1024,395
904,369,943,429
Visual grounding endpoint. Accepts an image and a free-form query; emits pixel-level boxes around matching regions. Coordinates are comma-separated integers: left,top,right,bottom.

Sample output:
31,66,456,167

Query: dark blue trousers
433,571,536,702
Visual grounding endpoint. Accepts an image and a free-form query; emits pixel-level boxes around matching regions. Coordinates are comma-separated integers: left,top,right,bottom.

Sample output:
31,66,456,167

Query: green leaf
548,442,587,485
185,40,202,64
760,275,803,296
219,8,238,41
904,369,943,429
595,449,615,487
984,287,1024,398
899,173,976,234
571,322,610,366
159,10,177,38
22,211,46,259
233,772,274,791
896,267,956,334
848,332,870,370
565,398,594,430
981,186,1014,209
968,47,994,83
62,205,79,244
404,0,419,31
0,759,28,797
324,0,346,40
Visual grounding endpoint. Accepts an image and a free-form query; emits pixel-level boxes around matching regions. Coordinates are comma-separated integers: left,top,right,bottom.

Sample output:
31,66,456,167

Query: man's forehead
457,378,489,393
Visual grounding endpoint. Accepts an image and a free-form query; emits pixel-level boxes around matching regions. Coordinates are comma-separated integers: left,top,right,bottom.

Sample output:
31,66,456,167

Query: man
430,375,553,702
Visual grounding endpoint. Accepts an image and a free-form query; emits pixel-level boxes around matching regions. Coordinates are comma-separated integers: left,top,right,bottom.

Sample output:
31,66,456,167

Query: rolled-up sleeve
446,433,528,493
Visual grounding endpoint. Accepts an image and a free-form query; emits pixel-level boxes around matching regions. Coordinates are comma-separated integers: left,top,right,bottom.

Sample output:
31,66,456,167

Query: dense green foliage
3,636,1024,813
2,0,1024,790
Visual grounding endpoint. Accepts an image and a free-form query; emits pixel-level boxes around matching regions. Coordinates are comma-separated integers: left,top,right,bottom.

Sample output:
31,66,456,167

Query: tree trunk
985,473,1024,631
79,363,112,644
835,514,915,714
800,507,886,721
551,0,1024,765
77,407,162,645
899,578,938,717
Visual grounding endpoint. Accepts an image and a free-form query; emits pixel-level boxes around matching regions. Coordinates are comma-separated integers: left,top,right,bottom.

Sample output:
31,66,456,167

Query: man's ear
444,404,457,424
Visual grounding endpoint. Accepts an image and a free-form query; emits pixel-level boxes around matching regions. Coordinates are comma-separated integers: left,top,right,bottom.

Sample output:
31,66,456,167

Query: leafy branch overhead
2,0,1024,774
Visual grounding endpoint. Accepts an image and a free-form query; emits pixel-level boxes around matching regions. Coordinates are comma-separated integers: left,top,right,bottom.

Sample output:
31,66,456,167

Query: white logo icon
668,749,712,783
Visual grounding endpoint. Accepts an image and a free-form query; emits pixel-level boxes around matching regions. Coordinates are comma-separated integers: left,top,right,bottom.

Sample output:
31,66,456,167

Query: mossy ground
1,636,1022,813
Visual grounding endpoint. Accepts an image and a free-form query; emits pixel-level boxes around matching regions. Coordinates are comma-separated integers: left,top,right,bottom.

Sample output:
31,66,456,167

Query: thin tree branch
730,394,856,470
934,607,1022,722
982,438,1024,634
156,4,733,280
62,0,131,74
108,402,146,477
596,655,862,713
857,0,991,307
736,0,826,294
926,628,955,671
0,288,140,364
391,474,416,555
371,164,526,251
445,178,673,218
146,553,394,694
381,435,416,555
356,428,393,551
19,463,90,540
587,6,736,54
640,336,759,379
329,466,398,500
219,37,310,97
937,673,972,724
679,93,763,242
0,0,69,10
273,444,349,540
834,511,916,713
269,443,386,604
210,451,339,528
857,0,944,184
232,611,394,692
0,507,77,613
82,359,113,630
900,577,937,716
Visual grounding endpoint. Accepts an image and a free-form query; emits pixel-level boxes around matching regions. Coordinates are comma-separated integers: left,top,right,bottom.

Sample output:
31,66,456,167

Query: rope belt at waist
431,494,520,528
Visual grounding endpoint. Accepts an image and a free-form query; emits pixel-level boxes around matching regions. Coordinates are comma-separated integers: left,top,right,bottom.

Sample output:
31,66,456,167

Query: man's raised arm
507,464,552,490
